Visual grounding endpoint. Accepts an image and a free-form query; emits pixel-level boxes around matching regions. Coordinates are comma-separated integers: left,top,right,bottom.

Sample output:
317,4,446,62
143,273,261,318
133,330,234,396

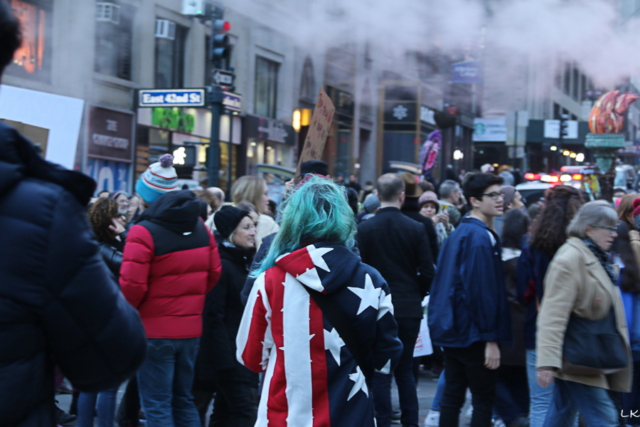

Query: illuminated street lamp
292,108,312,132
550,145,558,151
576,153,585,162
570,152,577,159
563,150,570,156
453,149,464,160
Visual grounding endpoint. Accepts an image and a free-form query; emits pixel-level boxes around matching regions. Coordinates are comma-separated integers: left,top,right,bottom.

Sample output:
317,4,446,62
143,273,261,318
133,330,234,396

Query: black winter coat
98,233,125,280
356,207,435,319
196,235,259,388
0,122,147,427
401,197,440,263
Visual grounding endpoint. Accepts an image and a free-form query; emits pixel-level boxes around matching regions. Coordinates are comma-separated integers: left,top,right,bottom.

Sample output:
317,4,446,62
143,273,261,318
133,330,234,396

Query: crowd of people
0,5,638,427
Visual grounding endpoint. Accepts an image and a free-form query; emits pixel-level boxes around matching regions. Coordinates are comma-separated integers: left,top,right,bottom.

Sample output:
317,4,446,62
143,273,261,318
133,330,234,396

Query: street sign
212,69,234,86
452,60,482,84
544,119,578,139
222,91,242,112
138,89,206,108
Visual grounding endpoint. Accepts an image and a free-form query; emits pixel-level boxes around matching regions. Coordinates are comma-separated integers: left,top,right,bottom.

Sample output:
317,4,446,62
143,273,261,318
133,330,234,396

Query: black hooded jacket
196,234,258,387
0,121,147,427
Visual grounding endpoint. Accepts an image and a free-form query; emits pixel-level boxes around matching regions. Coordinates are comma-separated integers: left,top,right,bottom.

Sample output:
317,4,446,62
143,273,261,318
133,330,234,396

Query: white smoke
229,0,640,88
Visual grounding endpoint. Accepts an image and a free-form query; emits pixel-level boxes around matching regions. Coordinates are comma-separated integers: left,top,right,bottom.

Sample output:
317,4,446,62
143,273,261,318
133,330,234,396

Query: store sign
152,107,195,133
384,102,417,123
452,60,482,84
138,89,206,108
420,106,437,125
473,118,507,142
7,0,53,82
246,115,295,146
223,91,242,112
87,106,134,162
86,158,130,193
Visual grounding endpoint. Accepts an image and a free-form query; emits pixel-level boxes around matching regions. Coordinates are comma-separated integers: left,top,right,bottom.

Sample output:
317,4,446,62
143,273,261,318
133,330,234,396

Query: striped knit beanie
136,154,178,204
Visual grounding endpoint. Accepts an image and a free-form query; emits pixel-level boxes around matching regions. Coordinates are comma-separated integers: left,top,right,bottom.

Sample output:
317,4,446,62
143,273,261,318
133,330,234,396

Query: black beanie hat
214,205,250,239
300,160,328,177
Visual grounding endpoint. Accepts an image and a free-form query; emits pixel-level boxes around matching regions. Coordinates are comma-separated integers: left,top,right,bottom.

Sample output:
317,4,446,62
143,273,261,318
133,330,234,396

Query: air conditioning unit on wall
155,19,176,40
96,2,121,25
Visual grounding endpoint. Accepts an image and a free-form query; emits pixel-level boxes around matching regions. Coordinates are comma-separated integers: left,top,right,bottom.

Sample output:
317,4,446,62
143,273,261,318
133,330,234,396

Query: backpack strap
304,286,375,383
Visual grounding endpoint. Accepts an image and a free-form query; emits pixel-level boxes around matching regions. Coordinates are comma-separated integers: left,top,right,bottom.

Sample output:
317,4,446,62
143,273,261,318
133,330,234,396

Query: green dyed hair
251,176,356,278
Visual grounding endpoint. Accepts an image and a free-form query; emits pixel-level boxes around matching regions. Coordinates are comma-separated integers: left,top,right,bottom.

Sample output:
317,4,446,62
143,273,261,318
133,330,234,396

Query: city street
54,368,476,426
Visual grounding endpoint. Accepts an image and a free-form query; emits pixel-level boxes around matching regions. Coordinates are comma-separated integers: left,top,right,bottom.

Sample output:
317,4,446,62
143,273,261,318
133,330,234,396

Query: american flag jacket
236,242,404,427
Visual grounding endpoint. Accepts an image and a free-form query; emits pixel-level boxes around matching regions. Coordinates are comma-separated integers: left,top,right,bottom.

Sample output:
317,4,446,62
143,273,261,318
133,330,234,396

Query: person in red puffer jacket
120,154,222,427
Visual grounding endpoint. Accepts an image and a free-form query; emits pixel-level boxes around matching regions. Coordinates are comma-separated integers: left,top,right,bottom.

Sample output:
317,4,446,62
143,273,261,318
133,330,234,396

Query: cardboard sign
1,119,49,156
296,88,335,175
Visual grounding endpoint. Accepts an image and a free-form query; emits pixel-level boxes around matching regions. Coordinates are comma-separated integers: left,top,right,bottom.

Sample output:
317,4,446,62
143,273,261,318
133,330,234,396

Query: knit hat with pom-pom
136,153,178,204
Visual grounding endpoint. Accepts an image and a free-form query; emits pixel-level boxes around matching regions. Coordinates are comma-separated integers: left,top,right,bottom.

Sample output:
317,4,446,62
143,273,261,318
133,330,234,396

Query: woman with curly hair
79,198,127,427
517,185,583,427
87,198,127,276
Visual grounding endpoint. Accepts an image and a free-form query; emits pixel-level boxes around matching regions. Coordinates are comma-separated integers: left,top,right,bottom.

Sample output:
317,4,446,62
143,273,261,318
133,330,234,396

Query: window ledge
93,72,137,90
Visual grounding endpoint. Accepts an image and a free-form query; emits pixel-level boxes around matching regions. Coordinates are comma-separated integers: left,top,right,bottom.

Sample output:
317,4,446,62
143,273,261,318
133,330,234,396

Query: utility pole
206,7,232,187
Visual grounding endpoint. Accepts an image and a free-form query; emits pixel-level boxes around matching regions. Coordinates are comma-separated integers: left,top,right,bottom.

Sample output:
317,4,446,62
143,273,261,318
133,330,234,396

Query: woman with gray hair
536,201,632,426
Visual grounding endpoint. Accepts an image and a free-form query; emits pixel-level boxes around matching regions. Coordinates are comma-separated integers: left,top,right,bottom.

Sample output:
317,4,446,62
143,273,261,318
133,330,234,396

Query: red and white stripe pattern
237,243,403,427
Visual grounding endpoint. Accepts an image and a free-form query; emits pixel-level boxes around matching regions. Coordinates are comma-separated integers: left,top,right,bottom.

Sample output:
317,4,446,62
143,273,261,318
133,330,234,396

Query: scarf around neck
582,237,616,284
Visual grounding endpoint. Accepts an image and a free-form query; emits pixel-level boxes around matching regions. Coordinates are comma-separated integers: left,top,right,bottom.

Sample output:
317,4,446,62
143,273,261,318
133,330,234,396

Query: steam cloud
230,0,640,89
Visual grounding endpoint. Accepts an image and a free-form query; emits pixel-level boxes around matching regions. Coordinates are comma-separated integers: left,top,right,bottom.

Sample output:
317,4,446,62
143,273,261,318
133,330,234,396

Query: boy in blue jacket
428,172,512,427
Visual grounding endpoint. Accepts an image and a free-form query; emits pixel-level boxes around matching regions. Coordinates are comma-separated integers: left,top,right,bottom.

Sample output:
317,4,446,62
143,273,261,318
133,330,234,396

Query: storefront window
247,139,291,175
148,128,170,163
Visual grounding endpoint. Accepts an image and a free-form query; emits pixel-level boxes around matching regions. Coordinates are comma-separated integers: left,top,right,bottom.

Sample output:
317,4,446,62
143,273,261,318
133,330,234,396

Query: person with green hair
236,176,403,427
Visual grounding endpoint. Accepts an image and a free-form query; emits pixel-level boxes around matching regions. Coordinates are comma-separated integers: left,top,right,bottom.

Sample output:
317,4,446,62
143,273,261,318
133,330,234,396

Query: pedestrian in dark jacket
428,172,511,427
120,154,222,427
194,206,259,427
612,194,640,419
357,173,435,427
515,185,582,427
0,10,147,425
400,172,440,262
88,198,126,278
77,198,131,427
494,208,530,427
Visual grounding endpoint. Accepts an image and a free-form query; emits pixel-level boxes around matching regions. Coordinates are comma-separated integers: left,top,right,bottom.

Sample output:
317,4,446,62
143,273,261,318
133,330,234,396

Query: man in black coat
0,6,147,425
400,172,440,262
356,173,435,427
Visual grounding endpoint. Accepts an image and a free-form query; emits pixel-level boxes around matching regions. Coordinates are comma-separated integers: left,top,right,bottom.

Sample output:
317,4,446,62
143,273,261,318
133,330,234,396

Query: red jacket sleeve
207,230,222,293
119,225,154,309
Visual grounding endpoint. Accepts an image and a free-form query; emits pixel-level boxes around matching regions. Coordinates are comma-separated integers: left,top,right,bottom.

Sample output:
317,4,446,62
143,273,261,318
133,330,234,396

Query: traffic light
559,114,569,144
211,18,231,69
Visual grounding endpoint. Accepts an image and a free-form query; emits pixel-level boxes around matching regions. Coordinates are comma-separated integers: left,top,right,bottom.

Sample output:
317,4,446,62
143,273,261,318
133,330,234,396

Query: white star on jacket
348,366,369,400
324,327,345,365
348,274,382,315
377,292,393,320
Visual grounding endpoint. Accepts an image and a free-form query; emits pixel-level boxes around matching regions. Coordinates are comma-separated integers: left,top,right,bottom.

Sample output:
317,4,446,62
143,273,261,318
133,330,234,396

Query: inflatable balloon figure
589,90,639,134
420,130,442,176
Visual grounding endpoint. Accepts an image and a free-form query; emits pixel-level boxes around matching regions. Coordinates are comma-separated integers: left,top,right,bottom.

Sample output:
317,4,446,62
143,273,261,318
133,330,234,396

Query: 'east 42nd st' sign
138,89,206,108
